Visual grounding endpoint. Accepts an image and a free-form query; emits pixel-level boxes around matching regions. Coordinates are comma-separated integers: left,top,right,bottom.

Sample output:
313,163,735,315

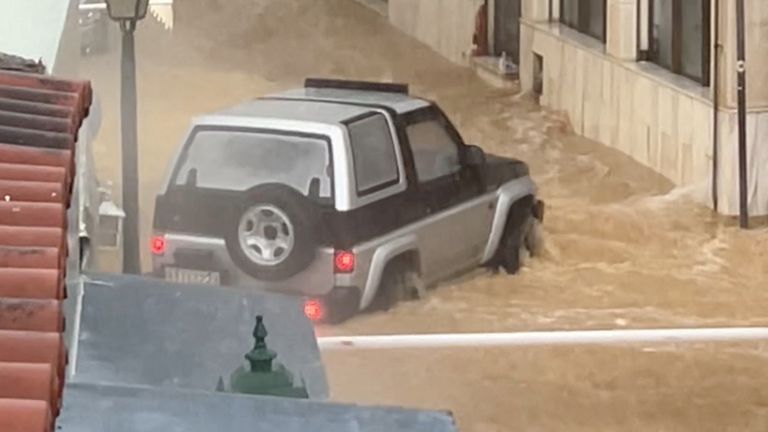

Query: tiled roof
0,68,92,432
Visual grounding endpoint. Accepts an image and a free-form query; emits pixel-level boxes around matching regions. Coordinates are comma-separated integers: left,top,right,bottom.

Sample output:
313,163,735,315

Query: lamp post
105,0,149,273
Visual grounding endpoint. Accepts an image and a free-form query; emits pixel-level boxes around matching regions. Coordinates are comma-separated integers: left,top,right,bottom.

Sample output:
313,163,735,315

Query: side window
406,119,461,183
348,113,400,194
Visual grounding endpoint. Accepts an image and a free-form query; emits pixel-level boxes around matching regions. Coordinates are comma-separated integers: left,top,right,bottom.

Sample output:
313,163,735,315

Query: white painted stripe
317,327,768,351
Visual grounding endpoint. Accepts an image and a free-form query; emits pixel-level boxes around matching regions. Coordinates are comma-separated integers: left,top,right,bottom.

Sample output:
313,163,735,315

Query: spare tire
225,184,319,281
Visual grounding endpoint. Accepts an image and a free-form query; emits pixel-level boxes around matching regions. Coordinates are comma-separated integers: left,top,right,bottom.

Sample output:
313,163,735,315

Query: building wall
519,0,768,216
0,0,79,76
54,0,82,78
389,0,483,65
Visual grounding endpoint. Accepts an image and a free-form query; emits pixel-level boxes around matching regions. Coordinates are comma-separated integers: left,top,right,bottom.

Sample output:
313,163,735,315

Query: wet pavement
80,0,768,430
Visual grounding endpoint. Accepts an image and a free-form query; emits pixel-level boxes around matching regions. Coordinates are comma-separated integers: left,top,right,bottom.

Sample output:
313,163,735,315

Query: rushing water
81,0,768,430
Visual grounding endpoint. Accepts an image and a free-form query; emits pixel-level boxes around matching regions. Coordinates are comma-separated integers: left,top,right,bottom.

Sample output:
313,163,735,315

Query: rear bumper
152,232,336,297
306,286,361,324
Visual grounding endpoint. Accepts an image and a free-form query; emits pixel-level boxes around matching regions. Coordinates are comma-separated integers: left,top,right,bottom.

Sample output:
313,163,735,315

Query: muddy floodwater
81,0,768,430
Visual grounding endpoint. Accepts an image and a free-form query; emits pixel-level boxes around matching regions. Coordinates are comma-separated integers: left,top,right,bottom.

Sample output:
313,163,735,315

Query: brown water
81,0,768,430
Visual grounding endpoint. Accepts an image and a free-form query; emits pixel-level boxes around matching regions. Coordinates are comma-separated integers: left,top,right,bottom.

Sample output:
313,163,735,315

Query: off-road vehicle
152,79,544,323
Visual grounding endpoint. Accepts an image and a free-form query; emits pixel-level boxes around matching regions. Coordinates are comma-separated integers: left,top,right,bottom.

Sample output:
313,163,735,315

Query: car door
402,107,494,283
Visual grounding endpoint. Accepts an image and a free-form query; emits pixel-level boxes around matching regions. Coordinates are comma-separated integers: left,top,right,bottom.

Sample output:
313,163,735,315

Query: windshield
173,128,332,199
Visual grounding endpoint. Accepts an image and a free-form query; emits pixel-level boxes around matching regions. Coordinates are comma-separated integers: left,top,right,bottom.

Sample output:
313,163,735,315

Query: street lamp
105,0,149,274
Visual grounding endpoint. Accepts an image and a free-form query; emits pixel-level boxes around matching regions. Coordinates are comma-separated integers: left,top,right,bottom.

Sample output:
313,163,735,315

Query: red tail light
334,250,355,273
304,299,325,322
151,235,166,255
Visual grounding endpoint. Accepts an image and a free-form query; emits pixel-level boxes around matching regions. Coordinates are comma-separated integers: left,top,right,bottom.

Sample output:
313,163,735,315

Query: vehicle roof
207,98,372,126
200,88,431,128
269,87,430,114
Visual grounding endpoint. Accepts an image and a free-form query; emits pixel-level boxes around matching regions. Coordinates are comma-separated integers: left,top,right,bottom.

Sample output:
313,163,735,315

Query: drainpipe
711,0,720,212
736,0,749,228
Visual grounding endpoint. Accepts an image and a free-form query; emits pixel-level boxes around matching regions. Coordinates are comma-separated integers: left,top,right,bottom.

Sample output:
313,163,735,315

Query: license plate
164,267,221,285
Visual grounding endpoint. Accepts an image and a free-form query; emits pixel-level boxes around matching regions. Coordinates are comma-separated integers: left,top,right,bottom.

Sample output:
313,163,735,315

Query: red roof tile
0,162,67,183
0,202,67,228
0,269,63,299
0,330,66,376
0,179,66,203
0,66,92,432
0,299,65,332
0,399,52,432
0,226,65,248
0,362,57,410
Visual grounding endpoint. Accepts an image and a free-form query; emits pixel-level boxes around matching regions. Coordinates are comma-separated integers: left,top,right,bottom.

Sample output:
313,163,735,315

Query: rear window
173,128,332,198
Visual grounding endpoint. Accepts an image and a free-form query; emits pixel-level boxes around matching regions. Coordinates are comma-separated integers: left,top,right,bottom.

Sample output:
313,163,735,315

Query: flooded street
81,0,768,430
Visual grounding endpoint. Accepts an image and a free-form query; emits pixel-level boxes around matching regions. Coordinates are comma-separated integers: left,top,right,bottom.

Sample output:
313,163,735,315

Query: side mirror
465,145,486,167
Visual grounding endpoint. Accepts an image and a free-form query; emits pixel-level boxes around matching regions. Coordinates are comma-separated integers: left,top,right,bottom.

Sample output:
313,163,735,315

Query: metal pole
120,20,141,274
736,0,749,229
711,0,720,212
317,327,768,351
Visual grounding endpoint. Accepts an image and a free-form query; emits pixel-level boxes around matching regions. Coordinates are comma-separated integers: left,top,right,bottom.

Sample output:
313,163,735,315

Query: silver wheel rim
238,204,295,266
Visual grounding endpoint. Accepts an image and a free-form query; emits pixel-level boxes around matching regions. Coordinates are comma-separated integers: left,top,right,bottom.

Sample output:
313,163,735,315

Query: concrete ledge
471,56,518,89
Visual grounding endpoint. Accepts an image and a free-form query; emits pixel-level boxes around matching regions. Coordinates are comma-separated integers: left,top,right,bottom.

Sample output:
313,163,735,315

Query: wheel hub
238,204,295,266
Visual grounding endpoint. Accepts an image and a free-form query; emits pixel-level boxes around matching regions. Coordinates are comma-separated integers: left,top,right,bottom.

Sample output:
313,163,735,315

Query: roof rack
304,78,409,95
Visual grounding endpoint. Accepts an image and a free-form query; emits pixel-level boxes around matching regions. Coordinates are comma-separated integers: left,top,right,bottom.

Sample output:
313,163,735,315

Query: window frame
344,111,403,197
559,0,607,42
169,125,335,201
644,0,711,86
402,107,465,185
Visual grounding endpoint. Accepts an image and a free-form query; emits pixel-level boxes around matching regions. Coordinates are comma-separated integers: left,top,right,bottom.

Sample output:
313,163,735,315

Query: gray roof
272,87,430,114
58,382,459,432
204,87,430,127
210,98,371,126
66,273,329,399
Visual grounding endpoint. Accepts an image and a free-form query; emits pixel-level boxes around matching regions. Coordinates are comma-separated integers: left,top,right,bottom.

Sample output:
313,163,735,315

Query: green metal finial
245,315,277,372
228,315,309,398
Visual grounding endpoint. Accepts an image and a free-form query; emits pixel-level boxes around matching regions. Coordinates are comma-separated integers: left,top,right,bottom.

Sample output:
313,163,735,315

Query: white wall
389,0,483,65
0,0,79,76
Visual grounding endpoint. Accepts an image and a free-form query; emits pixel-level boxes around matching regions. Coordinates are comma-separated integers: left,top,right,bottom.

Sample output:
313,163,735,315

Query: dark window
406,119,461,183
560,0,606,41
648,0,710,85
174,129,332,198
347,113,400,194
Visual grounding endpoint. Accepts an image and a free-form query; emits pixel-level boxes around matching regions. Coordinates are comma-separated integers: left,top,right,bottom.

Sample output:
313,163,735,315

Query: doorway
493,0,521,64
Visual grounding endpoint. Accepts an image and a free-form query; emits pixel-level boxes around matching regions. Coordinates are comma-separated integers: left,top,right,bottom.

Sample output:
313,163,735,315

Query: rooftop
0,64,92,432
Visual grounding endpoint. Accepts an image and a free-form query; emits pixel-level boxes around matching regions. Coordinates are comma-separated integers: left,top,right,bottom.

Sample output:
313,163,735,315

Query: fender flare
359,234,419,310
480,176,537,264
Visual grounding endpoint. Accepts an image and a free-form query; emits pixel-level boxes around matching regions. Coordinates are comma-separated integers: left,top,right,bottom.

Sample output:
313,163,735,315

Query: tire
225,185,319,281
370,260,418,312
496,204,541,275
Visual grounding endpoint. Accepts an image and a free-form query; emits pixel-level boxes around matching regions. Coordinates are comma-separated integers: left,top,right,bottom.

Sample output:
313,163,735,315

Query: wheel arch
359,235,421,310
481,176,538,264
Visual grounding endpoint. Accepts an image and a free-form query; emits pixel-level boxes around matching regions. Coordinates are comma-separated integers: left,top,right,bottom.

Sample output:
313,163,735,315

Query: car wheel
225,185,319,281
370,260,419,312
497,211,540,275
